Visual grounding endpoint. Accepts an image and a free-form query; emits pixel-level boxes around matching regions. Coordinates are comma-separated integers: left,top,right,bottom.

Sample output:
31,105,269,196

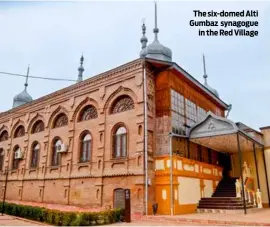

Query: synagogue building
0,4,269,216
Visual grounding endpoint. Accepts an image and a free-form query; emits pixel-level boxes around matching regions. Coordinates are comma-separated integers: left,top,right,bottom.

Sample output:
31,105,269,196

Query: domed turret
144,39,172,62
13,66,33,108
140,22,148,58
77,55,84,82
140,2,172,62
13,90,33,108
202,54,219,97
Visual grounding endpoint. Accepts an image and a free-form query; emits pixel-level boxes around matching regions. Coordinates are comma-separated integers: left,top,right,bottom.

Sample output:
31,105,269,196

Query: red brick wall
0,59,147,215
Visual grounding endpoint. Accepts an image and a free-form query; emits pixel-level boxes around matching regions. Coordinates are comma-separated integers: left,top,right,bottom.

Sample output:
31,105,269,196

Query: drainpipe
143,60,148,215
169,132,173,216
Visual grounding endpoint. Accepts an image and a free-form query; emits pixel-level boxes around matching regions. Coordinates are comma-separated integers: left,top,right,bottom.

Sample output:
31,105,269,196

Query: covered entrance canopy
188,112,269,214
189,112,263,153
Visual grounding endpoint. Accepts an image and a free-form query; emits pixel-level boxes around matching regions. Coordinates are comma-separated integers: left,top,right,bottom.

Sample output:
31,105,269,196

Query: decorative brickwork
79,105,98,121
0,59,146,216
14,126,25,138
53,114,68,128
0,131,8,142
111,95,134,114
31,121,45,134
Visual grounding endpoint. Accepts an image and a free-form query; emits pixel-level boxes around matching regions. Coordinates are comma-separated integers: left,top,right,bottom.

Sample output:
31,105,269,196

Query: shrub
0,202,125,226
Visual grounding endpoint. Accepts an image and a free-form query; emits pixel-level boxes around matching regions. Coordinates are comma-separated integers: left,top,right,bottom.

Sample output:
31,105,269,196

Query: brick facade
0,59,151,215
0,57,232,216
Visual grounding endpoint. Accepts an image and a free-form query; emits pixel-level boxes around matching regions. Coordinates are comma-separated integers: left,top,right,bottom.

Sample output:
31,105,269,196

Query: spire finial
203,54,208,85
140,18,148,49
153,1,159,41
77,54,84,82
24,65,30,91
80,54,84,65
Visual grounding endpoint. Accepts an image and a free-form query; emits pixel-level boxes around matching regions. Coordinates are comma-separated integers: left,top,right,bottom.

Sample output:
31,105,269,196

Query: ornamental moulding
0,59,143,121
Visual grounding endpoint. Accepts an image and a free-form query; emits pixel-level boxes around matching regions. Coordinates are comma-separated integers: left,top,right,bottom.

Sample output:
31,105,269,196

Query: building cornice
260,126,270,131
0,57,229,122
144,58,229,109
0,58,143,122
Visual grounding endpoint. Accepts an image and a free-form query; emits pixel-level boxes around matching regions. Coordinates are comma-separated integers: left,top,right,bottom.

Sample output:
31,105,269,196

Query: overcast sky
0,1,269,130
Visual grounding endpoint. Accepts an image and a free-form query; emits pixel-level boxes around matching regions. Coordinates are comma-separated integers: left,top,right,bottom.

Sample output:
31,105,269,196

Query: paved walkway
0,214,46,226
2,201,270,226
1,210,270,226
141,208,270,226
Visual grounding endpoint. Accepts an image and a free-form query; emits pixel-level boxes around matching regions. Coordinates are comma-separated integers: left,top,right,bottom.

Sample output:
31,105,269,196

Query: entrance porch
154,112,269,215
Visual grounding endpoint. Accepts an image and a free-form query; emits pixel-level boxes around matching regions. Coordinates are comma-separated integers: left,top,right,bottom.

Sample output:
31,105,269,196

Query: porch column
237,133,247,214
261,146,270,204
253,143,260,190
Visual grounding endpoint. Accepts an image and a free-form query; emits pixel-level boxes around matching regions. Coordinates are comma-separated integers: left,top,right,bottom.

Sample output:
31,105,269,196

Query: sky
0,1,269,130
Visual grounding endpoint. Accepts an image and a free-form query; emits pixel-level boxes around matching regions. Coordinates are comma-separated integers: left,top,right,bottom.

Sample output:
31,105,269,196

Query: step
212,195,237,197
212,195,236,198
198,203,255,207
215,188,236,190
216,186,236,188
215,187,236,189
199,200,253,204
200,198,243,202
201,197,241,200
198,205,255,210
197,208,259,214
217,187,235,189
213,194,237,196
213,193,236,195
216,188,235,190
199,201,247,205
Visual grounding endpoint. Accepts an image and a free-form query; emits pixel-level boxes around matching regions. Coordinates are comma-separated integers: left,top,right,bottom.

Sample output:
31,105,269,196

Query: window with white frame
171,89,185,135
185,99,197,127
197,106,207,122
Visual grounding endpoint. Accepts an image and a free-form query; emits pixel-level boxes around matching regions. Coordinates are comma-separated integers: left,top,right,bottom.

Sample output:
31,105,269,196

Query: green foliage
0,202,124,226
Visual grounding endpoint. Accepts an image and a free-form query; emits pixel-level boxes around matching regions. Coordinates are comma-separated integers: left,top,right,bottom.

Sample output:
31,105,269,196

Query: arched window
53,113,68,128
113,188,125,209
113,126,127,158
0,148,4,171
80,133,92,162
0,131,8,142
14,126,25,138
110,95,134,114
51,139,61,166
79,105,98,122
32,120,45,134
30,142,40,168
12,146,20,169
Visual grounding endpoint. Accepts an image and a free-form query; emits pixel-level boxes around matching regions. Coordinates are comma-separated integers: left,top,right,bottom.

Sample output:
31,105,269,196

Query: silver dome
144,39,172,62
140,47,147,58
139,2,172,62
13,90,33,108
204,83,219,97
